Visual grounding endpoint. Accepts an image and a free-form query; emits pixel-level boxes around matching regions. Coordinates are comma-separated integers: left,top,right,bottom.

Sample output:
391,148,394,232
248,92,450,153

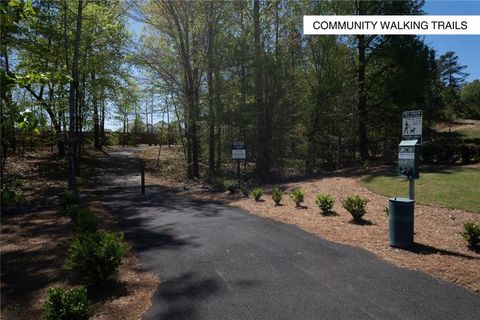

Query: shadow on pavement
152,272,221,320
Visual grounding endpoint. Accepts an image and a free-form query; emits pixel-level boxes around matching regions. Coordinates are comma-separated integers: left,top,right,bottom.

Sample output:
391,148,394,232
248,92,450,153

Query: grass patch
360,167,480,213
457,126,480,141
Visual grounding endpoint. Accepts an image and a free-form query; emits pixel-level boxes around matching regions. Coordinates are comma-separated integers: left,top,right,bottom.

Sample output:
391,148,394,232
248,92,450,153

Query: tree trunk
100,89,105,147
207,2,215,178
253,0,266,179
92,72,100,149
357,33,369,161
68,0,83,190
357,1,369,161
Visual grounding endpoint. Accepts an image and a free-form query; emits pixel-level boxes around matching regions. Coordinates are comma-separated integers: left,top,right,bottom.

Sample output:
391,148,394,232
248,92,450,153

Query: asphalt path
93,147,480,320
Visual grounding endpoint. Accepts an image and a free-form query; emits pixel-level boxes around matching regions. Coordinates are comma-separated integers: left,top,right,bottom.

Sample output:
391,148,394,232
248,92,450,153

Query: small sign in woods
402,110,423,143
232,141,246,160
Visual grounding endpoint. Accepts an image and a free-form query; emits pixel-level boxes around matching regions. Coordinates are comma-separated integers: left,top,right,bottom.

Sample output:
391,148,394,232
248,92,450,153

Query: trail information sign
232,141,246,160
402,110,423,143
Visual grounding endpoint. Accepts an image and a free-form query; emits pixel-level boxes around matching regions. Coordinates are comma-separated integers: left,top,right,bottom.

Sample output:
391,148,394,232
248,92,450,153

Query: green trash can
388,198,414,248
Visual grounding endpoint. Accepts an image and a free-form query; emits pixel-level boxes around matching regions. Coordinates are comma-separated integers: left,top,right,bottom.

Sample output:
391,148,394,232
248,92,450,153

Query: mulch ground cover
1,150,159,319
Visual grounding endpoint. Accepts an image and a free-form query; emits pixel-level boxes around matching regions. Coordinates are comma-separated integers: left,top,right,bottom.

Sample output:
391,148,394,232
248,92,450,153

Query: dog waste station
389,110,422,248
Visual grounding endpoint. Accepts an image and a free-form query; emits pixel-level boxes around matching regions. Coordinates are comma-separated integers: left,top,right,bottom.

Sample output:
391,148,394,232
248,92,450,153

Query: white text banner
303,15,480,35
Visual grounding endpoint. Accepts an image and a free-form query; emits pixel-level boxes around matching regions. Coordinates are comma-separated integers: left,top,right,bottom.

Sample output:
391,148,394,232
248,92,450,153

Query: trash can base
390,242,413,249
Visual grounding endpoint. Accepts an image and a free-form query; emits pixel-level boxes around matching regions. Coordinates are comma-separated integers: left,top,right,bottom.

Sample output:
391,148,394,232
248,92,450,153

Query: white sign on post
232,141,246,160
232,149,246,160
402,110,422,143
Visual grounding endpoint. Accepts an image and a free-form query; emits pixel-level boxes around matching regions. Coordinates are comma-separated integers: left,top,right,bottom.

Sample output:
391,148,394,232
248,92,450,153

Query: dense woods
1,0,479,188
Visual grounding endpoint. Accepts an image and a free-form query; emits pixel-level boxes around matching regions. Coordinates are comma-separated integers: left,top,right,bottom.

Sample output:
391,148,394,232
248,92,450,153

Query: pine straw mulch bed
1,151,159,320
142,168,480,294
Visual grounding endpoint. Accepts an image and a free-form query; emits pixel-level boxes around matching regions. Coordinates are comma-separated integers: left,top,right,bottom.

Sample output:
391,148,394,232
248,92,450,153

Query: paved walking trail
93,148,480,320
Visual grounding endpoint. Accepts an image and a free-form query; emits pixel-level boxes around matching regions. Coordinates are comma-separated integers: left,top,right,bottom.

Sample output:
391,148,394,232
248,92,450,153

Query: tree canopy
1,0,477,186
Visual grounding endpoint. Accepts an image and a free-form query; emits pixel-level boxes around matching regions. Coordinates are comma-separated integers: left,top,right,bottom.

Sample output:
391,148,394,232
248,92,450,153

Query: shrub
437,144,455,163
73,209,100,233
421,143,436,163
209,178,225,192
65,204,82,220
240,185,250,197
105,132,120,146
223,180,238,194
421,142,480,164
459,222,480,249
64,231,129,283
290,189,305,208
459,144,476,163
342,195,368,222
42,287,92,320
1,188,20,208
61,191,79,213
271,187,283,205
249,188,263,201
1,188,15,207
315,194,335,214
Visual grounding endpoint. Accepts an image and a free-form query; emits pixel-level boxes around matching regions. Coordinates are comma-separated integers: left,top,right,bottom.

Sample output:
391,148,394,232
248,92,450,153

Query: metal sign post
141,165,145,195
236,160,240,180
409,177,414,200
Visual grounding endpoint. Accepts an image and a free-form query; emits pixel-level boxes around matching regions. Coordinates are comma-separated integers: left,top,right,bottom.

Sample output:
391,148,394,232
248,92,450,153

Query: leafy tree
460,80,480,119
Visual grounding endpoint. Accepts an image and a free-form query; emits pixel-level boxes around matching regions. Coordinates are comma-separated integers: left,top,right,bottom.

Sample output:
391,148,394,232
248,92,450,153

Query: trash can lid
389,197,414,203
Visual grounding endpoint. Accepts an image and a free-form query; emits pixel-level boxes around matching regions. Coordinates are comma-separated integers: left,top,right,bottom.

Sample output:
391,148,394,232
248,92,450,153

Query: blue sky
422,0,480,81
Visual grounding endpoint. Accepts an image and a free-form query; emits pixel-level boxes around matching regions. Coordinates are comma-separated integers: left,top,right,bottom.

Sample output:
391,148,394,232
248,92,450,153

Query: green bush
240,185,250,197
65,204,82,220
1,188,24,208
250,188,263,201
342,195,368,222
223,180,238,194
421,142,480,164
64,231,129,283
271,187,283,205
421,143,436,163
61,191,79,213
105,132,120,146
459,144,476,163
209,178,225,192
73,209,100,233
315,194,335,214
459,222,480,249
290,189,305,208
1,188,15,207
42,287,92,320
